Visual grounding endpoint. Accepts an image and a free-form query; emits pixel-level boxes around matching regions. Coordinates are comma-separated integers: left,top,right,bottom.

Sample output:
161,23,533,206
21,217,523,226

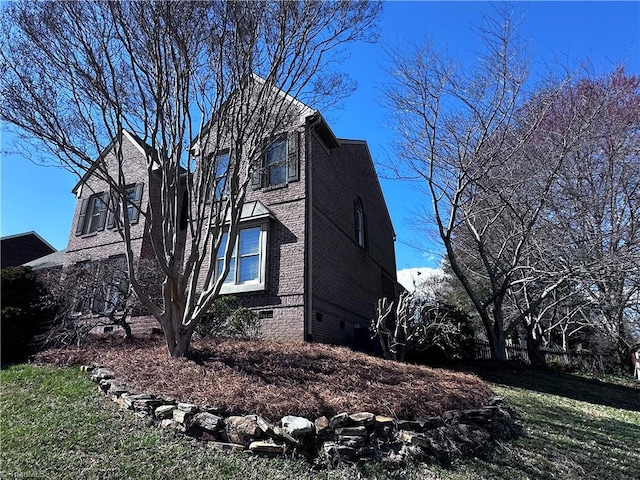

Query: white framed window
216,223,268,294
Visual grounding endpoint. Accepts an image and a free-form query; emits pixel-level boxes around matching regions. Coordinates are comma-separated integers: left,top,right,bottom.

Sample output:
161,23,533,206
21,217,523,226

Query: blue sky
1,1,639,271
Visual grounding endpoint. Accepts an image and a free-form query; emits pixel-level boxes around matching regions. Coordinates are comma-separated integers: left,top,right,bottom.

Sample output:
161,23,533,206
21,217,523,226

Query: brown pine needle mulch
34,336,494,421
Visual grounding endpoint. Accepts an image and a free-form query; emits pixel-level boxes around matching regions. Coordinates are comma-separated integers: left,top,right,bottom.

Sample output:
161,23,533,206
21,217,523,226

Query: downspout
304,113,323,342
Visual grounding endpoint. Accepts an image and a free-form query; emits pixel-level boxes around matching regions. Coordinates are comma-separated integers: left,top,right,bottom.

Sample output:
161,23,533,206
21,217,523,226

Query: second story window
213,152,230,199
354,198,367,249
76,183,144,236
265,138,287,186
124,184,143,223
76,192,109,236
252,131,300,189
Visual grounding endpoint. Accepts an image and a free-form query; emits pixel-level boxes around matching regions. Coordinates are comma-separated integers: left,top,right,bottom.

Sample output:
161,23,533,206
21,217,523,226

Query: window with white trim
216,224,268,294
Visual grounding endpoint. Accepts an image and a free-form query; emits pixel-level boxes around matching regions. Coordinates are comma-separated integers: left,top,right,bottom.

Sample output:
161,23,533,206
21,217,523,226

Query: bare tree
1,1,381,356
383,8,592,360
37,257,162,346
544,70,640,369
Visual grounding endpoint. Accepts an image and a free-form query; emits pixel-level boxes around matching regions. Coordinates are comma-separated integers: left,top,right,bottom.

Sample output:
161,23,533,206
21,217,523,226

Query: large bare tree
383,8,607,361
544,70,640,368
1,1,381,356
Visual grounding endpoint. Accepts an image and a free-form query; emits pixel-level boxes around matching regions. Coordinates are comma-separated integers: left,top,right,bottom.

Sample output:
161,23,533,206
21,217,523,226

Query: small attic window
354,197,367,249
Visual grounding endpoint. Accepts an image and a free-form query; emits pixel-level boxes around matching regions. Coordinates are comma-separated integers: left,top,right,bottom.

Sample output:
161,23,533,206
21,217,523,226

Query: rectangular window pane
214,153,230,198
217,233,235,283
126,187,136,221
218,258,235,284
238,255,259,283
266,139,286,186
87,196,104,233
239,227,260,256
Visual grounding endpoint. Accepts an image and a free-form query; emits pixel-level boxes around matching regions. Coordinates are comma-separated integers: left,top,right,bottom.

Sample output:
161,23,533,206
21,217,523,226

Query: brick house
63,107,399,348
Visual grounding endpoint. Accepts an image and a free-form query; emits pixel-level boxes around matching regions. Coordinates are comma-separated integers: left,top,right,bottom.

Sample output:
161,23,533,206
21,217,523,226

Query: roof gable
71,129,154,194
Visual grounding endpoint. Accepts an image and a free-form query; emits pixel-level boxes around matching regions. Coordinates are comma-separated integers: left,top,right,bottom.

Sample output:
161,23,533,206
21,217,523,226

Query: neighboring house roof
1,231,57,268
23,249,66,271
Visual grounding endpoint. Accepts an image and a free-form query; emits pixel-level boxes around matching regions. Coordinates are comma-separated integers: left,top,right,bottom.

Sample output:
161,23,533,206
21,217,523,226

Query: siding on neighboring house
1,232,56,268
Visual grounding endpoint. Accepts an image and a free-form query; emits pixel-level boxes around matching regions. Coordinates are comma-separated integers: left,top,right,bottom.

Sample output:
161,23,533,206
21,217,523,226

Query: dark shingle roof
1,232,57,269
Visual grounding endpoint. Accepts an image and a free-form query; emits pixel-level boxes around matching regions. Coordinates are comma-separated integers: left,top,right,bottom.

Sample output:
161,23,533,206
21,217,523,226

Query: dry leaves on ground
34,335,494,421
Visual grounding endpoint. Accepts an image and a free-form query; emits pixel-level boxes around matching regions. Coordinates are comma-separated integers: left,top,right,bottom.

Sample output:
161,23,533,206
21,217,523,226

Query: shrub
1,267,48,366
371,291,475,363
195,296,260,340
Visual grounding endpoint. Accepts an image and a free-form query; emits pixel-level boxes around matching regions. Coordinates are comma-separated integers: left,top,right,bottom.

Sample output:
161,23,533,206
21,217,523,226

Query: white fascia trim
250,73,315,120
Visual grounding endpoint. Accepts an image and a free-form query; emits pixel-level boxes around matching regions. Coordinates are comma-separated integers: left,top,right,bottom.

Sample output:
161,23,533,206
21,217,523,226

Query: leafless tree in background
385,8,573,360
383,7,634,362
543,71,640,368
1,1,381,356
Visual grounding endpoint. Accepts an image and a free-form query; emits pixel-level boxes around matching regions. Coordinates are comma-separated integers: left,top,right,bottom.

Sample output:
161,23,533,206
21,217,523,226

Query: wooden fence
473,341,606,370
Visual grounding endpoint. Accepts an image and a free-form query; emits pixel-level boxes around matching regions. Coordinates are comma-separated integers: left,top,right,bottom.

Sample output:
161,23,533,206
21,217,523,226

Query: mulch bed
34,335,494,421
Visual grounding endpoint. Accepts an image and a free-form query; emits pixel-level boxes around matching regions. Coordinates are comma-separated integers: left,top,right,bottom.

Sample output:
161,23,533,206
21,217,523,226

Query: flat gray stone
173,409,193,425
374,415,395,427
154,405,176,419
91,368,115,382
281,415,314,438
225,415,264,446
349,412,375,426
193,412,224,433
208,441,245,453
329,412,349,429
177,402,199,413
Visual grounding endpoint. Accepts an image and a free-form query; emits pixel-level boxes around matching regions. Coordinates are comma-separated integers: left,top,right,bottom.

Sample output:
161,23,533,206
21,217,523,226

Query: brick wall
64,133,150,268
61,115,398,350
191,122,309,342
309,135,398,349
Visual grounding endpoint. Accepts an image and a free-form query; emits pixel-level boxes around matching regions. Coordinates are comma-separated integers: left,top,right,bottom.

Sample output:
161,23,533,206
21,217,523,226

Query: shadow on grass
466,392,640,480
466,362,640,412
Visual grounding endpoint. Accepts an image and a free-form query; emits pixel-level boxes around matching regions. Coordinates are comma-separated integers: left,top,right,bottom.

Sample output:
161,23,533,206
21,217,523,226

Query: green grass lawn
1,364,638,479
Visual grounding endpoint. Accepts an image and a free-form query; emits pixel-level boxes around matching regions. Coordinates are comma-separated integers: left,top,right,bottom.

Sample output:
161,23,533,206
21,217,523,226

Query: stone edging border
85,365,520,468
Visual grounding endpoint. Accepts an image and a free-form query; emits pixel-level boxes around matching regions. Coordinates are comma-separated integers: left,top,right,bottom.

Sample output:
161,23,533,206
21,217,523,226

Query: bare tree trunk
172,329,192,358
525,321,547,367
490,326,507,361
